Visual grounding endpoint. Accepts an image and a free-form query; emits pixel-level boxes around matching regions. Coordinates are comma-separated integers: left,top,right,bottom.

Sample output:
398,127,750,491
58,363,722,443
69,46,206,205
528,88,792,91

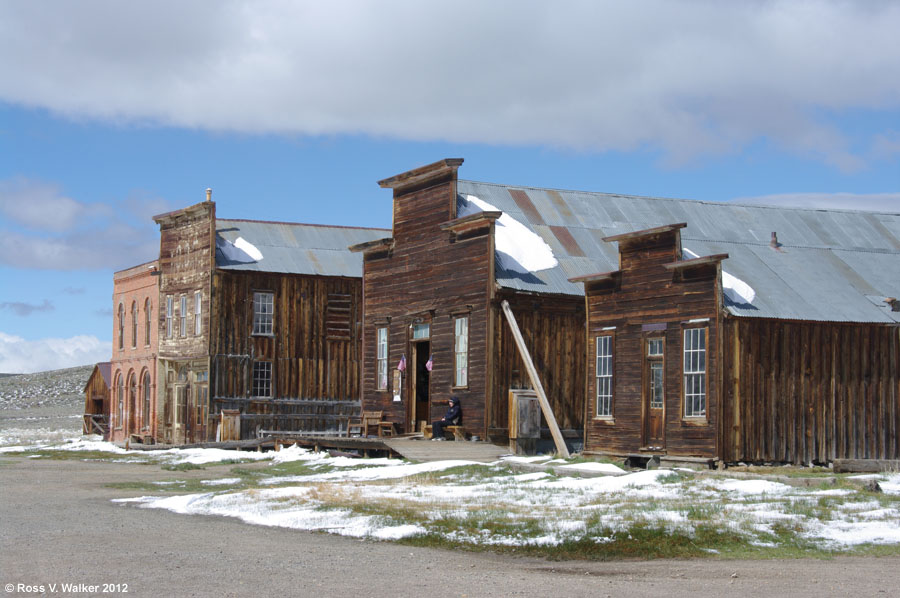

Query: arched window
116,373,124,429
129,372,138,432
117,303,125,351
142,370,151,428
131,301,138,348
144,298,152,346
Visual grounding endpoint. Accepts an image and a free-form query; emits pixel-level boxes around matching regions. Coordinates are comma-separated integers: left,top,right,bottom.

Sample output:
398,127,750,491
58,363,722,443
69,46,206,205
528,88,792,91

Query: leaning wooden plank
500,300,570,458
833,458,900,473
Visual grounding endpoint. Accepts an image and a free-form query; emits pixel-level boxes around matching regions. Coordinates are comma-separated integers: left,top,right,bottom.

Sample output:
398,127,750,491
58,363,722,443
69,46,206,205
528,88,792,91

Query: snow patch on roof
216,235,263,263
684,247,756,305
459,194,558,273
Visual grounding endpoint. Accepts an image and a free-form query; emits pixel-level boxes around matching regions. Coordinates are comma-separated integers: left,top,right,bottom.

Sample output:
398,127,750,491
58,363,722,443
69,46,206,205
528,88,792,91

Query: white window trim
595,335,613,418
453,316,468,388
683,327,707,419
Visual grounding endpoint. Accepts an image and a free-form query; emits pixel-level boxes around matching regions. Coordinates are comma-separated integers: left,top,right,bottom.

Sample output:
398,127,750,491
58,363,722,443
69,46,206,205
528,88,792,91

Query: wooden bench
348,411,383,437
424,425,466,441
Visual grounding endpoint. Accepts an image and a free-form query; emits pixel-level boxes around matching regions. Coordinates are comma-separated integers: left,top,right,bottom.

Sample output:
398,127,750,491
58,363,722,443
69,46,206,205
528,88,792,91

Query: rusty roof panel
508,189,545,225
458,179,900,323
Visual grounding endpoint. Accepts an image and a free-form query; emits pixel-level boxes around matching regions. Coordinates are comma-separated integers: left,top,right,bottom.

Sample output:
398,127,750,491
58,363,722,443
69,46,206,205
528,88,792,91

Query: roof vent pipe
206,188,212,202
770,232,782,250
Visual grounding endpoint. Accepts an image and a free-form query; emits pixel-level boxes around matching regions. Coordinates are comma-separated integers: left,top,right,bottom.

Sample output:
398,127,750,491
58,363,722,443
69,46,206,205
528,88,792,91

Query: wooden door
642,337,665,450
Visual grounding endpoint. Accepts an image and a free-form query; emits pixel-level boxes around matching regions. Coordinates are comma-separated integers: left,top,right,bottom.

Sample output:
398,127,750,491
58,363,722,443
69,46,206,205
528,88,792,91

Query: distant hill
0,364,94,410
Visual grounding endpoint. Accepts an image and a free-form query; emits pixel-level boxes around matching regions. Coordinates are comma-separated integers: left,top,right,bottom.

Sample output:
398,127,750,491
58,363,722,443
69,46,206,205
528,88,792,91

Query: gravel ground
2,456,899,598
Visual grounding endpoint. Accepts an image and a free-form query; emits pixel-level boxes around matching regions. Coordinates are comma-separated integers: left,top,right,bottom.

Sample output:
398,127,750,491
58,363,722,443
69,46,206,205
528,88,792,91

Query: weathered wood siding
583,228,721,458
723,319,900,464
361,165,494,436
209,269,364,436
488,292,585,437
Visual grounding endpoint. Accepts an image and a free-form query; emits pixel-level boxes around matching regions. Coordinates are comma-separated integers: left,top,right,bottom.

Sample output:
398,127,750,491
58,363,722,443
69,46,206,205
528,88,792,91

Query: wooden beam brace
500,299,570,458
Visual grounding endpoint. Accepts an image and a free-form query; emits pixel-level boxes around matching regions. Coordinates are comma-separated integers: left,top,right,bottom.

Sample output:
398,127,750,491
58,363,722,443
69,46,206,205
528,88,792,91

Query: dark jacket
442,397,462,425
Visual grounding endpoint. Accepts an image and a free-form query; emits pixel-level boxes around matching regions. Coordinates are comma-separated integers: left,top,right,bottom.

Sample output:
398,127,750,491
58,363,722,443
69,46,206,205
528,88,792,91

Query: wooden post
500,300,570,458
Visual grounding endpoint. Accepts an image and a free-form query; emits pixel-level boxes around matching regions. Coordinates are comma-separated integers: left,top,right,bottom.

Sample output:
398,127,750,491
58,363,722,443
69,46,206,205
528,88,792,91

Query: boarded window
376,327,388,390
454,317,468,387
326,293,351,340
683,328,707,417
253,292,274,335
252,361,273,398
596,335,613,417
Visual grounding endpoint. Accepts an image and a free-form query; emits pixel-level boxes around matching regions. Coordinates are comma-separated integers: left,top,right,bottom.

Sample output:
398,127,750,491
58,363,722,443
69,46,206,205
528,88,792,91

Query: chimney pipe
770,231,782,250
206,188,212,202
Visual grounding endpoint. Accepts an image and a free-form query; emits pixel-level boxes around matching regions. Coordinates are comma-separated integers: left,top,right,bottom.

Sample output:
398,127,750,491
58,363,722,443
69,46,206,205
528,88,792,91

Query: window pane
253,361,272,397
376,327,388,390
595,336,613,417
683,328,707,417
253,292,274,335
454,317,468,387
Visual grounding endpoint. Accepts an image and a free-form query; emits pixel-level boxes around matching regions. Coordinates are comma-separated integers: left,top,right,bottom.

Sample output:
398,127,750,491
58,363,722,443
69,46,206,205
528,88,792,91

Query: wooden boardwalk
383,438,511,463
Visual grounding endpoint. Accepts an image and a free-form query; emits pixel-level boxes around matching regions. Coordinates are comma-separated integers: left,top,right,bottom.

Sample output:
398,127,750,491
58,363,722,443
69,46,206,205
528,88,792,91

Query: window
596,336,613,417
376,327,388,390
179,295,187,337
454,316,468,387
142,371,151,428
411,323,430,339
253,292,274,335
144,298,152,346
194,291,202,336
128,373,137,429
117,304,124,350
252,361,273,397
165,296,173,339
131,302,138,348
683,328,707,418
648,337,664,409
116,374,124,429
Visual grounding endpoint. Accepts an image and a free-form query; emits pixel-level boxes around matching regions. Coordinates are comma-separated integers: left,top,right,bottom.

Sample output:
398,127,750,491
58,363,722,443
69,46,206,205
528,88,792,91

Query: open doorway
410,341,430,433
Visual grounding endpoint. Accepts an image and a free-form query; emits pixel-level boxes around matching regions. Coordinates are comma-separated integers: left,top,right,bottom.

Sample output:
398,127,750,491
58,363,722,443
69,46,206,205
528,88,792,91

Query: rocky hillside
0,364,94,410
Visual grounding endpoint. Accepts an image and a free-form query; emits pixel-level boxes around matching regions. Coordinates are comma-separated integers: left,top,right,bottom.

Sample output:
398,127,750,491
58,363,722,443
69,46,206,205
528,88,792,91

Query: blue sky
1,1,899,373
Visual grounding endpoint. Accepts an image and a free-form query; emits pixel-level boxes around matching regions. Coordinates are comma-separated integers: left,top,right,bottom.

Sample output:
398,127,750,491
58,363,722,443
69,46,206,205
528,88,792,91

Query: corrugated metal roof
458,180,900,324
215,219,388,277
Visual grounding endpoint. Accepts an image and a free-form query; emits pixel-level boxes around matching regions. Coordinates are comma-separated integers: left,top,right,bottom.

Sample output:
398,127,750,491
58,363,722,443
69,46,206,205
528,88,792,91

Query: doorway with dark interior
411,340,430,433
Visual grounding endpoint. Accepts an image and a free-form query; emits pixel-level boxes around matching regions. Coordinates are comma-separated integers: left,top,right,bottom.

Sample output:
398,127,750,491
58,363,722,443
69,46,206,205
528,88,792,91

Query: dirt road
1,456,897,598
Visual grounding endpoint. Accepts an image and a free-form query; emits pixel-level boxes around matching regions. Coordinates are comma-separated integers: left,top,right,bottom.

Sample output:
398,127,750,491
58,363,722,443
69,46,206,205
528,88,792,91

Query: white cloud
0,332,110,374
0,2,898,168
0,177,164,270
732,192,900,212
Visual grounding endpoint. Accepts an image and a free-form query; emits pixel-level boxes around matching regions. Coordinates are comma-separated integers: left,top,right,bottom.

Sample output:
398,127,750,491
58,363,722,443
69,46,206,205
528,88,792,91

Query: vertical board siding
360,176,494,436
209,270,363,436
489,294,586,436
723,319,900,464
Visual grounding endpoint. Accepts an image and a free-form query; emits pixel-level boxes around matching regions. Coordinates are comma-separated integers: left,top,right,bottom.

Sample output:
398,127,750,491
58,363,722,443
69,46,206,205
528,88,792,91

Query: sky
0,1,898,373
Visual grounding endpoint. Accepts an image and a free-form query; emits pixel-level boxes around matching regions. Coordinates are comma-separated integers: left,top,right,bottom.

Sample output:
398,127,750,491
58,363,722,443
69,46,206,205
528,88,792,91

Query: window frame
252,291,275,336
117,303,125,351
682,327,708,420
131,301,138,348
376,326,388,390
144,298,152,346
252,361,273,398
115,373,124,429
179,295,187,337
194,291,202,336
595,334,614,418
165,296,173,339
142,370,151,429
453,316,469,389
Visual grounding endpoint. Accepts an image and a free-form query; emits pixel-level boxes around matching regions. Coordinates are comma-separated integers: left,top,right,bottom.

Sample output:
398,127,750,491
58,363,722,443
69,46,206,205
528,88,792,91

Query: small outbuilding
82,362,111,437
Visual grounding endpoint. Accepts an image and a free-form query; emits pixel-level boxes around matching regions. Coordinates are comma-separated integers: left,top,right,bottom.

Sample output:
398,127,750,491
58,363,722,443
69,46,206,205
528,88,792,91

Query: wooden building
109,260,159,443
153,196,386,443
82,362,111,437
353,159,587,445
569,206,900,465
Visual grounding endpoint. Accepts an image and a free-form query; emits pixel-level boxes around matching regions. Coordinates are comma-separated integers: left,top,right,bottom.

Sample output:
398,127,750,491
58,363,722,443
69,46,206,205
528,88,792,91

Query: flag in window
397,354,406,372
425,355,433,372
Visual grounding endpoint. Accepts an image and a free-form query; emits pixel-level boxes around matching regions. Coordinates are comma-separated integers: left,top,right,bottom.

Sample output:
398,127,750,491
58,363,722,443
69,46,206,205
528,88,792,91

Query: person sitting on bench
431,396,462,441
